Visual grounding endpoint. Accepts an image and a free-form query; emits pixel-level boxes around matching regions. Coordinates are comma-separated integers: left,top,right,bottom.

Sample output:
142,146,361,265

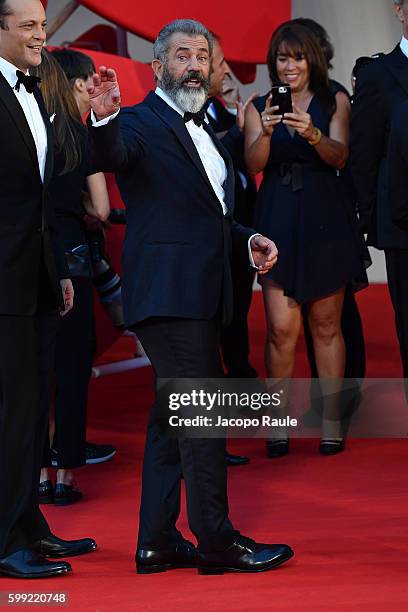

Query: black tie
15,70,41,94
183,108,206,127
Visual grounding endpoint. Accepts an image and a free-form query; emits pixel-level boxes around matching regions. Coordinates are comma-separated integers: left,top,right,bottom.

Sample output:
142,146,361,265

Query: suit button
37,228,42,233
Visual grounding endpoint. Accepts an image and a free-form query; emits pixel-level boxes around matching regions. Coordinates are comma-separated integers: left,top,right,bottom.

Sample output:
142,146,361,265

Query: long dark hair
267,23,336,116
34,48,84,174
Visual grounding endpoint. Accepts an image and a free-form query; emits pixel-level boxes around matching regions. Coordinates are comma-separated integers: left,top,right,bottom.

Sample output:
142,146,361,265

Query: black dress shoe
266,439,289,458
54,483,83,506
197,535,294,575
226,452,250,466
39,480,54,504
319,439,345,456
0,549,71,578
136,539,196,574
33,534,97,558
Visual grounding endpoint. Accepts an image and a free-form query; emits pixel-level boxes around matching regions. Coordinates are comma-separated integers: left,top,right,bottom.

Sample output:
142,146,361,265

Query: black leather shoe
136,539,196,574
54,483,83,506
319,439,345,456
226,452,250,466
39,480,54,504
33,534,97,558
197,536,294,574
266,439,289,458
0,549,71,578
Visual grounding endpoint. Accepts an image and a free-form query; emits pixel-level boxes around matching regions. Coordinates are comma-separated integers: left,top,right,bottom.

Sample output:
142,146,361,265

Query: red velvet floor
3,285,408,611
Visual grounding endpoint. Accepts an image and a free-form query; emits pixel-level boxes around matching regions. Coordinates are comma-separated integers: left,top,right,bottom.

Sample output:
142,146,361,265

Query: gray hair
394,0,404,5
153,19,213,62
0,0,12,30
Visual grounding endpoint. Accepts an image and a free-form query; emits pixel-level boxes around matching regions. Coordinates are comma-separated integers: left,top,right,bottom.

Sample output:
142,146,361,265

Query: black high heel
319,439,345,456
266,439,289,458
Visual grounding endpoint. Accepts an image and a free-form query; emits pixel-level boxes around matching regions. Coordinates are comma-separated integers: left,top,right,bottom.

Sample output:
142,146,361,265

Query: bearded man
88,19,293,575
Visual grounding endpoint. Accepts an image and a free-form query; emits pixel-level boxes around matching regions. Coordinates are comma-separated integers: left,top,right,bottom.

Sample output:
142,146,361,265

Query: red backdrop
77,0,291,64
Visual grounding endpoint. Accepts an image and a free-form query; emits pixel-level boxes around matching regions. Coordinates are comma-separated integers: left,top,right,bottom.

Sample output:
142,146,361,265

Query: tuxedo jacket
351,45,408,249
91,91,254,327
0,72,67,315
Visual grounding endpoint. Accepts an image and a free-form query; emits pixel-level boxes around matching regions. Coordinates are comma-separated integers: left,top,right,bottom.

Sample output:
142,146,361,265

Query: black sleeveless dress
253,93,365,304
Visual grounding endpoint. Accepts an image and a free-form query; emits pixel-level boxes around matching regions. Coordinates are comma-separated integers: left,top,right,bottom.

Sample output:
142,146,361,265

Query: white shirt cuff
248,233,261,268
91,109,120,127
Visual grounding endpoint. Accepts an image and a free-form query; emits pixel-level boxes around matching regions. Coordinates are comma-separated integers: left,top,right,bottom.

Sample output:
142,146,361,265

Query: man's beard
160,64,210,113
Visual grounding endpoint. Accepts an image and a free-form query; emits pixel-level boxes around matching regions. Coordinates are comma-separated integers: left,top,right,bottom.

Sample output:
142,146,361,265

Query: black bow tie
183,108,206,127
15,70,41,94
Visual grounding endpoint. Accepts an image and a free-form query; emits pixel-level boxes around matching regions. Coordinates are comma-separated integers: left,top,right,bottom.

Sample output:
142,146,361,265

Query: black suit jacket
91,91,254,327
388,99,408,232
351,45,408,249
0,71,67,315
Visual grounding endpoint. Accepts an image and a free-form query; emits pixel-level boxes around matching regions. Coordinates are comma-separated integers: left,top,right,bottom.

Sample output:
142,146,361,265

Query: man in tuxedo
0,0,96,578
351,0,408,394
89,19,293,574
207,36,258,383
206,36,257,467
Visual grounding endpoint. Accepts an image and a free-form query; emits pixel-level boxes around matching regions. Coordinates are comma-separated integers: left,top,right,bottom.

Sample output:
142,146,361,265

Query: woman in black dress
245,24,365,455
34,50,110,503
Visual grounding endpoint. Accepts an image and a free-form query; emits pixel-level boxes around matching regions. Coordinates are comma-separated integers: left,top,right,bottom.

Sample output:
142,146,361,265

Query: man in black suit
205,36,257,468
89,19,293,575
207,36,258,383
0,0,96,578
351,0,408,394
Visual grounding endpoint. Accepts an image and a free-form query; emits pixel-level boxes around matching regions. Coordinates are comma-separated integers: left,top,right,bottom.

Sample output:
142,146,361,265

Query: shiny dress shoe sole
198,547,294,575
136,541,196,574
34,535,97,559
137,561,195,574
0,565,71,579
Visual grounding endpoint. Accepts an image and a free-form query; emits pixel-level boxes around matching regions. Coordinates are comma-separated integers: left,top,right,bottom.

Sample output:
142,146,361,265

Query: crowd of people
0,0,408,579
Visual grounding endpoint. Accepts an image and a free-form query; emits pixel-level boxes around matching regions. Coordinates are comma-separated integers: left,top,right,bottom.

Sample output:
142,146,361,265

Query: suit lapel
145,92,233,211
0,71,40,176
33,85,54,185
387,45,408,97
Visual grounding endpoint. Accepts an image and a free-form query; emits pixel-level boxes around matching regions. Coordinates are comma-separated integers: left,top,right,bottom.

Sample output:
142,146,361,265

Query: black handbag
65,244,92,278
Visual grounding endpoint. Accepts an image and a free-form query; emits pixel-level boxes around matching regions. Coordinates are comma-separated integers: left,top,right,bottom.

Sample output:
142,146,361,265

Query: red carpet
3,284,408,611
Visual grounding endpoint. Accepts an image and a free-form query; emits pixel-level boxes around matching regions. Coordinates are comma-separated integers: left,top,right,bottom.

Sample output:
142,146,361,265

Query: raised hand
236,91,259,132
260,94,282,137
87,66,121,121
282,104,315,140
250,235,278,273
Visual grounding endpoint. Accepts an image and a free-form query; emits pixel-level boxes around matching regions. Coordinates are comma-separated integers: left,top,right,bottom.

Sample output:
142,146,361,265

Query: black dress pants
0,310,58,557
133,317,236,554
42,278,95,469
385,249,408,399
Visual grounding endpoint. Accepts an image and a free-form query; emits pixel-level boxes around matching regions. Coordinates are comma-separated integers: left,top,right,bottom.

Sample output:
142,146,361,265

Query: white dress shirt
400,36,408,59
0,56,47,182
155,87,228,214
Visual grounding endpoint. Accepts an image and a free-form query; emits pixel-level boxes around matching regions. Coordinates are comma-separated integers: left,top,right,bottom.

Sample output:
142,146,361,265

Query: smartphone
270,84,293,115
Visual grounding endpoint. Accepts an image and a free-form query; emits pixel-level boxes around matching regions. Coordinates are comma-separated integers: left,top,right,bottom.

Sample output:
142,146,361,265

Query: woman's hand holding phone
261,94,282,137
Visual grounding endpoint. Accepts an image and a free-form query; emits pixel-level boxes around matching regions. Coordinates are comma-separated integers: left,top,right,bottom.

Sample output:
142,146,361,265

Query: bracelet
308,127,322,146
